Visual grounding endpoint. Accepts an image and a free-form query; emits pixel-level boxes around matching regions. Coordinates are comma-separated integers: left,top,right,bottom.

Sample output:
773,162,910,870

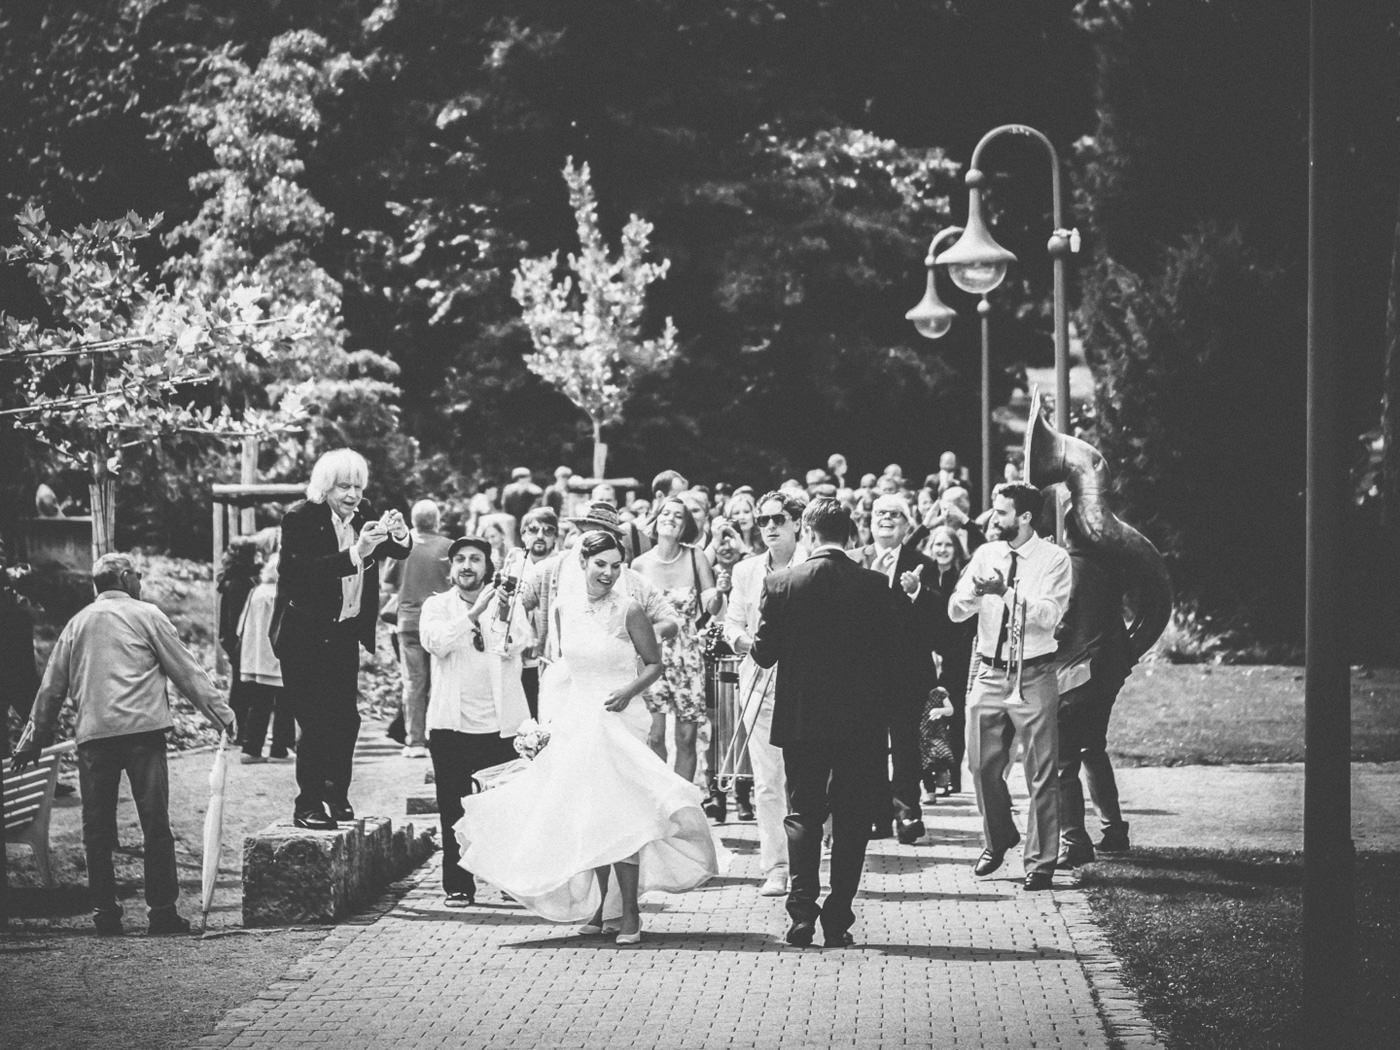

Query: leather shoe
973,843,1016,877
869,821,894,840
93,913,123,937
736,798,755,822
896,819,926,845
1023,870,1054,891
293,809,337,831
702,793,726,823
823,929,855,949
1057,843,1096,869
328,802,355,822
148,911,191,936
785,919,817,947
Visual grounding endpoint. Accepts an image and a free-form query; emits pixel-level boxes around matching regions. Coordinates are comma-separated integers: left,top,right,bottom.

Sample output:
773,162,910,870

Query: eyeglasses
873,509,906,520
522,524,557,536
471,626,484,652
755,513,789,528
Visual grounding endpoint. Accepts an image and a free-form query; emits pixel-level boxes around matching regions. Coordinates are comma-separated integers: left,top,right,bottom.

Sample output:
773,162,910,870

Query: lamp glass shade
905,269,956,339
936,185,1016,295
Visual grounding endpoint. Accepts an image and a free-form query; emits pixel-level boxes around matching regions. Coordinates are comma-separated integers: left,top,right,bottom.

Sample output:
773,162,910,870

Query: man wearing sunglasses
419,536,533,907
724,490,808,898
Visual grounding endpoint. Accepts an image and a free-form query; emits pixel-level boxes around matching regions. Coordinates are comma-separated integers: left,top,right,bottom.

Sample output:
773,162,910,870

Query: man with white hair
383,498,453,757
272,448,412,829
15,552,236,935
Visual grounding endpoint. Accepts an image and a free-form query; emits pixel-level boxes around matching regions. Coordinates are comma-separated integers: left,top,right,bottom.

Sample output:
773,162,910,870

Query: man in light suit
858,493,941,844
272,448,411,830
751,497,898,949
724,490,808,898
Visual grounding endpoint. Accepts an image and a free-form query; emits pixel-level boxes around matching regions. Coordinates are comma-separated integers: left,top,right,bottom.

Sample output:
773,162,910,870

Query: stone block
242,815,436,927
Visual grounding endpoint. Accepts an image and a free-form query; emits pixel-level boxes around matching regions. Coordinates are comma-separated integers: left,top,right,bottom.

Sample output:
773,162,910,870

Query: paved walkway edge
1056,887,1167,1049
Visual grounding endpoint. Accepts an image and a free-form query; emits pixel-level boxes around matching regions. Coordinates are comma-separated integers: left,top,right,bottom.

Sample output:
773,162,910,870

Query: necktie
994,550,1020,663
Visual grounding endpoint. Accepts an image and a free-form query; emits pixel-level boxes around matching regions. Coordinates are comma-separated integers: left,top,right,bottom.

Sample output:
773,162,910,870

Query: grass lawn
1111,663,1400,765
1079,849,1400,1049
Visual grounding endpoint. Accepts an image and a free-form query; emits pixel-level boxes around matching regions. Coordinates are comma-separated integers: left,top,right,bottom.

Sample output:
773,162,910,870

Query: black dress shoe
1057,843,1096,870
736,799,755,822
293,810,337,831
148,911,192,936
822,928,855,949
328,802,355,822
785,919,817,947
702,793,726,823
973,846,1009,877
1023,871,1054,891
896,819,926,845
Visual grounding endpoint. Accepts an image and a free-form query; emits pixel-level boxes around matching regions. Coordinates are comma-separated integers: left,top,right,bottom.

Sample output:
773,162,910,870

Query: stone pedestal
242,816,434,926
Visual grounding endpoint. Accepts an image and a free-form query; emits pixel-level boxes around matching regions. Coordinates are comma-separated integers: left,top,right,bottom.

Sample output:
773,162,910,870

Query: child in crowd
919,686,956,802
236,554,295,763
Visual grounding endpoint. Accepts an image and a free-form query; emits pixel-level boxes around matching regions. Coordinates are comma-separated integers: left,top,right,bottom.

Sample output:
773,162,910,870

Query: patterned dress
643,586,709,725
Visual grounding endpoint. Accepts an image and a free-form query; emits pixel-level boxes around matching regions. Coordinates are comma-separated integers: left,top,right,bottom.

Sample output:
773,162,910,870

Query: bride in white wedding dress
455,531,726,943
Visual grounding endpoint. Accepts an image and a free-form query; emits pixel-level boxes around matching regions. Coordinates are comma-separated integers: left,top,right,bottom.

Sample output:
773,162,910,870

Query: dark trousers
429,729,518,895
884,697,924,825
77,730,179,920
521,665,540,721
783,735,883,935
281,625,362,814
240,682,296,757
1058,677,1127,848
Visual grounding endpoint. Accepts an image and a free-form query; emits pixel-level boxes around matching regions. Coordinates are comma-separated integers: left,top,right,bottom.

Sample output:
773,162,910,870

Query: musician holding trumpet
949,481,1072,892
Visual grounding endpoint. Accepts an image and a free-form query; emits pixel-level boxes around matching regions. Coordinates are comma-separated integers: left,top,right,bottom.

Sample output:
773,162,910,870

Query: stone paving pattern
191,758,1163,1050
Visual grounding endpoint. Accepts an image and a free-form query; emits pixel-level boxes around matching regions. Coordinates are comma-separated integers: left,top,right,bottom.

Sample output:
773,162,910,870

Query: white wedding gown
454,585,727,923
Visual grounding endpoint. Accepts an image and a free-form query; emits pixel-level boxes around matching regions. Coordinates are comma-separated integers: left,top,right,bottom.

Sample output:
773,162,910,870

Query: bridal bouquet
512,719,551,760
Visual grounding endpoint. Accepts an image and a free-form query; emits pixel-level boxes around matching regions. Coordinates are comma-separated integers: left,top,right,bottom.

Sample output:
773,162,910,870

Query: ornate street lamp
936,124,1076,445
904,226,962,340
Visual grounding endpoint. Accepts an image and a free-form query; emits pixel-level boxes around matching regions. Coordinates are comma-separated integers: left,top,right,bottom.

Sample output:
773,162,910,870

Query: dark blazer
859,543,941,700
272,499,412,656
750,547,899,748
926,564,975,696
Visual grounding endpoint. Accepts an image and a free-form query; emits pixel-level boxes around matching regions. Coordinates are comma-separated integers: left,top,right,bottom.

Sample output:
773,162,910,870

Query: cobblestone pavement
191,761,1161,1050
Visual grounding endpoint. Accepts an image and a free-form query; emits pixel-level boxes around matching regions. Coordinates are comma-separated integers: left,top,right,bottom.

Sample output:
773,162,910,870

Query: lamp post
977,295,992,510
936,124,1075,447
904,225,963,340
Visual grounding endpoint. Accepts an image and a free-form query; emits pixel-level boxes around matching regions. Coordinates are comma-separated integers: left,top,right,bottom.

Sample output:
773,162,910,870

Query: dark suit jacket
859,543,941,701
750,547,899,748
272,499,412,656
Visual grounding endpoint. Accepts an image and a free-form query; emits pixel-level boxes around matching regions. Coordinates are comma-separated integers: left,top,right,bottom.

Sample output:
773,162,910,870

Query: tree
0,206,301,560
512,158,679,477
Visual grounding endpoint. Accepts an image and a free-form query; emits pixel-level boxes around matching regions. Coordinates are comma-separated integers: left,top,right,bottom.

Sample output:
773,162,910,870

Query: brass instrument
489,547,526,656
1004,579,1028,705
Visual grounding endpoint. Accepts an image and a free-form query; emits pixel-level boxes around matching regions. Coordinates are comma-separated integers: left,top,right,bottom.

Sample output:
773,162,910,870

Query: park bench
3,740,77,887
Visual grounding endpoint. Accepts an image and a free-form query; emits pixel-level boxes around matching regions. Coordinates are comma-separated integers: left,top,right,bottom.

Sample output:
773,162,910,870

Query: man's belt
977,651,1056,672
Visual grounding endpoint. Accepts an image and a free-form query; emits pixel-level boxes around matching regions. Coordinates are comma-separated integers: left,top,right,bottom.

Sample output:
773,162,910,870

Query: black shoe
785,919,817,947
973,838,1019,877
896,819,926,845
93,912,123,937
443,892,474,909
736,799,755,822
1057,843,1096,869
1097,828,1131,855
869,821,895,840
702,794,726,823
823,929,855,949
293,809,337,831
328,802,355,822
148,911,192,936
1023,871,1054,892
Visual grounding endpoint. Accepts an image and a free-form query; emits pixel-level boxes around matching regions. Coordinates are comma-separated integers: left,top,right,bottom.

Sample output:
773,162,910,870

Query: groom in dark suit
750,497,899,948
272,448,411,829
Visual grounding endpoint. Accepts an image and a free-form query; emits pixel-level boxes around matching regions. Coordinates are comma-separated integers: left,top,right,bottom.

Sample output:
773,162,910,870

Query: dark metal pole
979,296,992,509
1303,0,1354,1043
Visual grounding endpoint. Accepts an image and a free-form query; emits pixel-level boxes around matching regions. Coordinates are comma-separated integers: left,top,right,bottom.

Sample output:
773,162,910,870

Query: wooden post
239,436,258,537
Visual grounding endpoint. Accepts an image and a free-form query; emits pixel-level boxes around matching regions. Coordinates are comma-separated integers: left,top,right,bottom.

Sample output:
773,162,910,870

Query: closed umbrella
200,736,230,929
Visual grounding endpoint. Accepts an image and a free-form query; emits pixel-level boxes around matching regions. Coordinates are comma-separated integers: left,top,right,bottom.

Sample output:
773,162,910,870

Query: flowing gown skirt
454,677,726,923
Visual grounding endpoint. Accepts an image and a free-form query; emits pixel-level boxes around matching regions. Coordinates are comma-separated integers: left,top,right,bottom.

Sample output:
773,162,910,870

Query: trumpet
1004,581,1028,705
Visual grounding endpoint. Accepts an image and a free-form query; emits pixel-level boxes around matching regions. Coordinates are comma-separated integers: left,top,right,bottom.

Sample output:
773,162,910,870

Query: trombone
1004,579,1028,705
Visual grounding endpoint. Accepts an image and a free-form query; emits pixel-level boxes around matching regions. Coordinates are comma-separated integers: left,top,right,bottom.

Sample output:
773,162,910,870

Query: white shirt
330,511,365,621
724,545,808,650
419,589,533,737
948,533,1072,661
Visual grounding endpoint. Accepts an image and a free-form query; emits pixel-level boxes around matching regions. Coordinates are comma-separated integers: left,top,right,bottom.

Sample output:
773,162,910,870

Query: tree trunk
89,467,117,562
1381,174,1400,532
591,419,608,479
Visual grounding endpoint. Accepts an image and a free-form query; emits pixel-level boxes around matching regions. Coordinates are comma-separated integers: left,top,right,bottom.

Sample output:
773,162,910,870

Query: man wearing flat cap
419,535,533,906
858,493,940,844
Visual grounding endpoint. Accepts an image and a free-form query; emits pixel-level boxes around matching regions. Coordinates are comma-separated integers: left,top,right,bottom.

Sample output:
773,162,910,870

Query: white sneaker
402,745,429,759
759,873,789,897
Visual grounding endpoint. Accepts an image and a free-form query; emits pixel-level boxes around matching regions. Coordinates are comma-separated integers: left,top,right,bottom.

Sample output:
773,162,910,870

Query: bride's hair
577,530,625,562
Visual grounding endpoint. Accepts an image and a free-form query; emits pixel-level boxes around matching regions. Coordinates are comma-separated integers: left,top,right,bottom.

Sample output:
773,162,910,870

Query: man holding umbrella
14,552,236,936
